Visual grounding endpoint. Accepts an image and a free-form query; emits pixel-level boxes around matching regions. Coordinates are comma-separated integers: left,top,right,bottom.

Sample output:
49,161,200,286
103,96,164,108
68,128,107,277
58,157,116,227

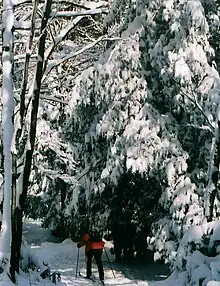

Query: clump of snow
167,220,220,285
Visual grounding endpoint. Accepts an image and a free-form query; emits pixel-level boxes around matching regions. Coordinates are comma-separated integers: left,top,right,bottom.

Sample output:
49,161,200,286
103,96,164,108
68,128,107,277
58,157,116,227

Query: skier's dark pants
86,249,104,280
114,243,122,263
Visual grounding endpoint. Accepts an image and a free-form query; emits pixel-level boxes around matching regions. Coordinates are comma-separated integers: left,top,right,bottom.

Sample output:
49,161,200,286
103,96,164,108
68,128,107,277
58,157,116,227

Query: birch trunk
9,2,38,281
0,0,14,274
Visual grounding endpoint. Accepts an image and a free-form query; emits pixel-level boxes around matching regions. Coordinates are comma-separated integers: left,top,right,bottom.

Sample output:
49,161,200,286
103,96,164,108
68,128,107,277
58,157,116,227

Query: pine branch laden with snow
0,0,15,273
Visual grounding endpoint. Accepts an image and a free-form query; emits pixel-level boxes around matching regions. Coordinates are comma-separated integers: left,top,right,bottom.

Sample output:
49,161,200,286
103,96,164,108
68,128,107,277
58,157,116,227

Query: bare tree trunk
204,98,220,222
19,0,38,129
0,0,14,276
10,0,53,281
10,153,19,282
20,0,53,207
208,119,220,222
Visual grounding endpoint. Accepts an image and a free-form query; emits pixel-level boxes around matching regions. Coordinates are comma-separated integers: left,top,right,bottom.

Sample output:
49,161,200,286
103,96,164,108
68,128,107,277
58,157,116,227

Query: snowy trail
23,220,60,246
23,220,170,286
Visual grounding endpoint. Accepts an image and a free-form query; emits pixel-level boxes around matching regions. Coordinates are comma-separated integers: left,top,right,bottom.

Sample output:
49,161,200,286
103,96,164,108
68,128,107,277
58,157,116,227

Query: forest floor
22,220,172,286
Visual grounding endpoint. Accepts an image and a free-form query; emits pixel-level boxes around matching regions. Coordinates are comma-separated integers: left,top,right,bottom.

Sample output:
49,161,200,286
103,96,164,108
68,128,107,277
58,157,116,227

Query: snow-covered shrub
170,221,220,285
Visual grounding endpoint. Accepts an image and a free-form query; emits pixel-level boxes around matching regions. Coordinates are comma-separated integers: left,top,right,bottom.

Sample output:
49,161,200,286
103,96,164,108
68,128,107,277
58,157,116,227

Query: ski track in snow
23,220,170,286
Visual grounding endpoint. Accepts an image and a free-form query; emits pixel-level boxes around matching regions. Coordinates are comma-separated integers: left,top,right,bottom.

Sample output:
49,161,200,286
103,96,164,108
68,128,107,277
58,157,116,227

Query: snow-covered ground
0,220,172,286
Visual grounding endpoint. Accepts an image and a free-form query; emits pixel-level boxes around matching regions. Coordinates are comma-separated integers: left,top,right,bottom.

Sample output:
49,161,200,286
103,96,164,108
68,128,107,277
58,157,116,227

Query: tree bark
0,0,14,277
208,119,220,222
10,0,53,281
20,0,53,207
10,153,19,282
11,5,38,277
19,0,38,129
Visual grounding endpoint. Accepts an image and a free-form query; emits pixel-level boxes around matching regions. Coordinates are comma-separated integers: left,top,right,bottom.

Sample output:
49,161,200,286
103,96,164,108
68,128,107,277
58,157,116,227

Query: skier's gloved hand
77,243,81,248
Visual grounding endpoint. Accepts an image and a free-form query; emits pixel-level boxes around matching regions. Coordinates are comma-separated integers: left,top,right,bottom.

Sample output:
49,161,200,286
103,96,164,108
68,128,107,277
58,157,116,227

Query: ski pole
104,248,116,278
76,247,80,279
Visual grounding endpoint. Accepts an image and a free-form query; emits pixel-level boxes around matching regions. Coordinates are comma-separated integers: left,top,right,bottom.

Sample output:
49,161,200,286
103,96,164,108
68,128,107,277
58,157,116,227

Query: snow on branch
14,53,38,61
43,36,122,77
34,162,77,183
40,94,69,104
13,7,108,30
33,163,60,177
43,15,85,72
181,88,215,134
51,8,108,18
0,21,39,31
185,124,214,132
15,0,109,9
15,0,44,7
14,19,41,30
33,161,77,183
57,0,109,9
76,159,103,182
33,155,76,178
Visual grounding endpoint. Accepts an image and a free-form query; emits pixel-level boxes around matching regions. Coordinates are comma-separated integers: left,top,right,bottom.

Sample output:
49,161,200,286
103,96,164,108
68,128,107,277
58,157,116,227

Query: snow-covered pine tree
61,0,220,268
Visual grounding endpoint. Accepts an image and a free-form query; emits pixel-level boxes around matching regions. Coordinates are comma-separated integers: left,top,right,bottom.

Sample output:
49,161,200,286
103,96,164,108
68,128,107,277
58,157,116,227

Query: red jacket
79,233,105,254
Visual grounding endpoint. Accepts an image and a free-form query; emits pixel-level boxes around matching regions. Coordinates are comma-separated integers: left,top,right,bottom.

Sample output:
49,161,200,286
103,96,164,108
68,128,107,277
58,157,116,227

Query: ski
88,276,96,283
78,273,105,284
92,278,105,285
78,273,95,281
91,278,105,285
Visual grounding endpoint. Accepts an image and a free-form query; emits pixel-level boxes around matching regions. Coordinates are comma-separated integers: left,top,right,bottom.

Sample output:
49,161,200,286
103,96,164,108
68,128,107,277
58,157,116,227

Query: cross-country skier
77,229,105,284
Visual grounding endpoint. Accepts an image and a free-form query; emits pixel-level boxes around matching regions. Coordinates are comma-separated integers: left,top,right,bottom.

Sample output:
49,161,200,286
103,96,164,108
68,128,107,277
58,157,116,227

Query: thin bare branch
56,0,109,9
43,36,123,77
13,6,107,30
51,8,108,17
185,124,214,133
181,88,215,133
14,54,38,61
43,15,85,73
40,94,69,104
